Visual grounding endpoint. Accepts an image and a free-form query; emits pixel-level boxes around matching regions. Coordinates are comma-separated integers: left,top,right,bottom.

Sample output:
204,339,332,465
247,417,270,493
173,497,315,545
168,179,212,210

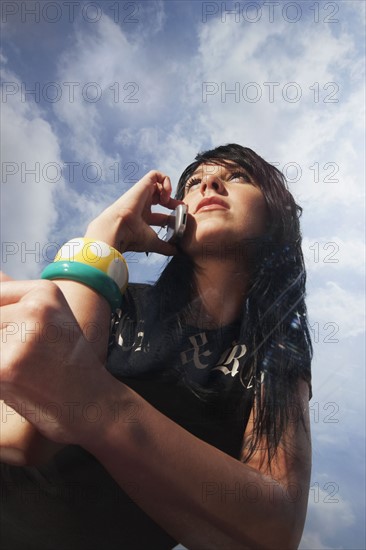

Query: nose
199,173,225,194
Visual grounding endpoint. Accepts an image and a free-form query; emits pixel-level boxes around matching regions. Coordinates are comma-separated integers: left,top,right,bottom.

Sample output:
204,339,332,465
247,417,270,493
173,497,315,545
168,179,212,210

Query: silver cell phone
165,204,188,243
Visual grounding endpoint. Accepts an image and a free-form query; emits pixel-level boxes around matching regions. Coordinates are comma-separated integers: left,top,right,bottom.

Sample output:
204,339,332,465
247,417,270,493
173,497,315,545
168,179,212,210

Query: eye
185,177,201,192
229,171,252,183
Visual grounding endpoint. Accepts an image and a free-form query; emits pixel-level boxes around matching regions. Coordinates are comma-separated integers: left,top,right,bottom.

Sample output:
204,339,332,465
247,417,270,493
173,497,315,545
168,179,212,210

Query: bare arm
82,378,311,549
0,171,181,465
1,276,311,548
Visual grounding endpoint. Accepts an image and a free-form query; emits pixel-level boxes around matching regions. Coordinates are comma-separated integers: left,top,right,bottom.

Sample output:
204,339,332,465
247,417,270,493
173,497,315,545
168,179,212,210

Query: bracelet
54,238,128,292
41,261,122,313
41,238,129,313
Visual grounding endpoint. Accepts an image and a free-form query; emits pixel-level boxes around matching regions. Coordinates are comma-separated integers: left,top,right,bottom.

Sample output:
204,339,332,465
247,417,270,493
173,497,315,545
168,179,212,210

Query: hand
85,170,185,255
0,275,116,447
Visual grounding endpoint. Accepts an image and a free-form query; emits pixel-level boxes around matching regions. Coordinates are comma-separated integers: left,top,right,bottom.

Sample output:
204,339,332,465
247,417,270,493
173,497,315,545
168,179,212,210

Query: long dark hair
152,144,313,465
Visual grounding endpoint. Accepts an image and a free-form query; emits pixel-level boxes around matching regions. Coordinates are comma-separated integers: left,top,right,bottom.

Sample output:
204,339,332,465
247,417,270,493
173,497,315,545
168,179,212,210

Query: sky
1,1,365,548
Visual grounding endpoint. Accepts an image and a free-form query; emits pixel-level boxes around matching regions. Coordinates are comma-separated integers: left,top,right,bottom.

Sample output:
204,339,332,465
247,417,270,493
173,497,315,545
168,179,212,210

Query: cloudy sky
1,1,365,548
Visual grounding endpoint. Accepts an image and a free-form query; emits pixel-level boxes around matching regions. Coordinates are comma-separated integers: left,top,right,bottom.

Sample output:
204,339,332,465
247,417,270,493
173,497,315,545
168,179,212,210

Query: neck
190,257,250,328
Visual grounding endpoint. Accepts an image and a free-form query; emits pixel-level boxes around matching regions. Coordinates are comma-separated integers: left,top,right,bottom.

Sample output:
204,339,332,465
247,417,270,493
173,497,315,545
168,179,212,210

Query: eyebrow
187,163,250,180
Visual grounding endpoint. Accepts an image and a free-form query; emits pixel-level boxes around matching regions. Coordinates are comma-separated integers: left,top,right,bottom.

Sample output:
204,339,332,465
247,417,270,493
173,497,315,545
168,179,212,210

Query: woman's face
180,161,269,260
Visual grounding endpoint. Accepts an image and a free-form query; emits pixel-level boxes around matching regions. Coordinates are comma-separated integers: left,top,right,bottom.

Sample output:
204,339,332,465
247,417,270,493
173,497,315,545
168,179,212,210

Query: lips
195,197,229,214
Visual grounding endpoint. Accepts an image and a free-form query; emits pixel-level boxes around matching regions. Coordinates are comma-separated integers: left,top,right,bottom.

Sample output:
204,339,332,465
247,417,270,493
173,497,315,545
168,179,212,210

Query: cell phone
164,204,188,243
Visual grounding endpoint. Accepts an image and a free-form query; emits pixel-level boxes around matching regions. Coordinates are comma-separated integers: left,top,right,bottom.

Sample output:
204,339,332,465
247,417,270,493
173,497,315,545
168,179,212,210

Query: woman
0,144,312,549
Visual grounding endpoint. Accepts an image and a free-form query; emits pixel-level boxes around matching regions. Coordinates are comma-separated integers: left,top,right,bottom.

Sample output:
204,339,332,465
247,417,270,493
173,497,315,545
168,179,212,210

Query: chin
182,231,233,260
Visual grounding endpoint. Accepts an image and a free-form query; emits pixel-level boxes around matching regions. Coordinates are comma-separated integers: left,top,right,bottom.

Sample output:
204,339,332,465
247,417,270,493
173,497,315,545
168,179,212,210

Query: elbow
231,503,307,549
254,507,306,549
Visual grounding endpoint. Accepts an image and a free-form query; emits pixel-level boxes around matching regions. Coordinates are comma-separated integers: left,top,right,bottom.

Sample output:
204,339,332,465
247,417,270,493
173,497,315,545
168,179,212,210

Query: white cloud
300,531,342,550
302,486,356,547
0,64,65,279
302,236,365,276
131,123,204,189
146,0,167,34
307,281,365,338
52,11,179,172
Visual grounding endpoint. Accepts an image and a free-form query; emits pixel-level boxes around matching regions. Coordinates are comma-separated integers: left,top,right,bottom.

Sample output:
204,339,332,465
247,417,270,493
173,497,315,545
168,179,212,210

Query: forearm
46,217,130,363
52,280,111,364
83,382,307,549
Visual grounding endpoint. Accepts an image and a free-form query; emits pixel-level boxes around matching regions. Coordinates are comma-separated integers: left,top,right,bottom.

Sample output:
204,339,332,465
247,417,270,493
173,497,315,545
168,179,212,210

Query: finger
0,279,57,307
138,170,169,192
160,176,172,205
151,180,166,206
153,194,185,211
0,272,15,283
151,188,161,206
110,170,169,210
140,225,178,257
0,280,40,306
0,302,24,330
0,302,43,356
165,197,186,210
0,301,69,346
148,212,171,227
147,237,178,257
147,197,186,226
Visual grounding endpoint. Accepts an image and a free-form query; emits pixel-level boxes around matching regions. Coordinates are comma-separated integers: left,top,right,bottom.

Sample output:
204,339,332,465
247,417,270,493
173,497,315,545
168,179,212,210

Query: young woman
0,144,312,549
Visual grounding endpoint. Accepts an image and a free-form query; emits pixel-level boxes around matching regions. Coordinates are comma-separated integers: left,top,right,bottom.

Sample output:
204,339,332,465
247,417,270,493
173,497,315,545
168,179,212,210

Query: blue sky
1,1,365,548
